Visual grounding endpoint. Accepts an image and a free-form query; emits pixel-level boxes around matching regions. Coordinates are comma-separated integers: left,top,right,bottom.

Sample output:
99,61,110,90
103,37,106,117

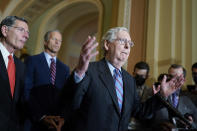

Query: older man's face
105,30,131,68
5,20,29,51
44,31,62,54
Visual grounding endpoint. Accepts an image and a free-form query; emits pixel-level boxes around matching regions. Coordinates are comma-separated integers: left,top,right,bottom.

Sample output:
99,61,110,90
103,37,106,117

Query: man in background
133,61,152,102
184,62,197,107
151,64,197,129
129,61,153,130
0,16,29,131
24,30,70,131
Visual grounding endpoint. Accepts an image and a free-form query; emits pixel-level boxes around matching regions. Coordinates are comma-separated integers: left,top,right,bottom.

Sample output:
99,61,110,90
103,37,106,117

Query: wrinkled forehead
50,31,62,38
169,67,183,76
14,20,29,30
116,30,131,40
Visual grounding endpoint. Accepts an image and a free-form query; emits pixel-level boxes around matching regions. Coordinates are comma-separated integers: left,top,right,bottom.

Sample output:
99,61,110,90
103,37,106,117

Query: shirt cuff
74,71,85,83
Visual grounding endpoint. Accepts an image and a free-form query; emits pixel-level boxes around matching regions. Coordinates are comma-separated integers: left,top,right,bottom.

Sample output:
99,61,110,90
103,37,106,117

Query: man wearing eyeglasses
24,30,70,131
65,27,184,131
0,16,29,131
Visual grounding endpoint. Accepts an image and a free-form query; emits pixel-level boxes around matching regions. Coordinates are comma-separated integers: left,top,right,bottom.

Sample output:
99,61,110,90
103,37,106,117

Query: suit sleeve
24,57,43,121
131,77,163,120
63,70,90,110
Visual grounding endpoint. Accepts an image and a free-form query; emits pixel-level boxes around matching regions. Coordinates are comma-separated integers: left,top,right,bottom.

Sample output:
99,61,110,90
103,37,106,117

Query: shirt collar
0,42,13,58
44,52,56,62
106,59,121,76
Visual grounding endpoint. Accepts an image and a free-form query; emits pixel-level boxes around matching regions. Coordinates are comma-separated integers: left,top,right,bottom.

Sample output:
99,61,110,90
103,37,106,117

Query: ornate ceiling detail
11,0,62,24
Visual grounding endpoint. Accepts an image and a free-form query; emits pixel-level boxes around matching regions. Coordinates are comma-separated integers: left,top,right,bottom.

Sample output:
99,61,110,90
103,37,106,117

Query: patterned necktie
50,58,56,85
172,93,179,108
7,55,15,97
113,68,123,111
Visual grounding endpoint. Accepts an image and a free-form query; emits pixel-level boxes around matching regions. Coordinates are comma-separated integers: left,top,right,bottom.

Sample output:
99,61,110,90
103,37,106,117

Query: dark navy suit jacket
24,52,69,130
0,51,25,131
66,58,163,131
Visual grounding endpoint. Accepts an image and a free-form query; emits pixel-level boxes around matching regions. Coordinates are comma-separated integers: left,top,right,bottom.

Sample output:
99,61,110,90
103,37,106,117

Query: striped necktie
50,58,56,85
113,68,123,111
172,93,179,108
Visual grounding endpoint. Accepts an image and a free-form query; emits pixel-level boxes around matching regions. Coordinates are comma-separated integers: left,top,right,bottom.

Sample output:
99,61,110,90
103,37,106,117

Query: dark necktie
113,68,123,111
50,58,56,85
7,55,15,97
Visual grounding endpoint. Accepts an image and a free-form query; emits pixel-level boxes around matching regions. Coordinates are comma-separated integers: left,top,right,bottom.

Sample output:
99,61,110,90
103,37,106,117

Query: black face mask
134,75,146,86
193,76,197,84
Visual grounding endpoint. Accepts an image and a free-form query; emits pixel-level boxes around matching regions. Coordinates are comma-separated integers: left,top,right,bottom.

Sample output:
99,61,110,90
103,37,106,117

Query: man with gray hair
65,27,184,131
24,30,70,131
0,16,29,131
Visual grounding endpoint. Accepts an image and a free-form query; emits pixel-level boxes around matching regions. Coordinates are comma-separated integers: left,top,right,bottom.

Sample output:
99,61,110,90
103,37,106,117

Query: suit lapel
55,59,62,88
40,52,51,77
13,56,20,99
0,51,12,98
0,51,9,81
98,59,121,115
121,70,130,116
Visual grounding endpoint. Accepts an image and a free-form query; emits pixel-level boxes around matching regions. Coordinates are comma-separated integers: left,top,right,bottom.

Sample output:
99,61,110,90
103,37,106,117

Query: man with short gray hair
0,16,29,131
65,27,184,131
24,30,70,131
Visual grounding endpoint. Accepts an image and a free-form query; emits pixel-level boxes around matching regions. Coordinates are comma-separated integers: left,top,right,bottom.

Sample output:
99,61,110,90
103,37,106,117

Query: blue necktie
50,58,56,85
172,93,179,108
113,68,123,111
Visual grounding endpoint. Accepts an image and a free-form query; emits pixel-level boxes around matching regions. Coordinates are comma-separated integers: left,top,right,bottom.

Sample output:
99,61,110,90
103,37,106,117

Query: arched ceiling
46,1,98,32
10,0,62,25
0,0,11,12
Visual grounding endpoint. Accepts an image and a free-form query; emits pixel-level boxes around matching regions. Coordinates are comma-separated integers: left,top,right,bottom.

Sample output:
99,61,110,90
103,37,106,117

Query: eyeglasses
8,26,30,36
113,38,134,47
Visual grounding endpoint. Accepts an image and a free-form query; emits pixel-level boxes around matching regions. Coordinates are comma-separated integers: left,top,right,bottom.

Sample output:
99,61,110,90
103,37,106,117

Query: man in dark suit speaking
66,27,184,131
0,16,29,131
24,30,70,131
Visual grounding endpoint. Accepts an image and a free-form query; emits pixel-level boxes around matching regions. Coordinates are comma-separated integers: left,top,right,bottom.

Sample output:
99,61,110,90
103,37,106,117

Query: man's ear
1,25,8,37
104,40,109,51
44,41,48,46
146,74,149,79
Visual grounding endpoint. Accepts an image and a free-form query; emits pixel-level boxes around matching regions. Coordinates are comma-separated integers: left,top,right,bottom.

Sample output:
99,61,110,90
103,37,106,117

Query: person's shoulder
56,59,69,69
179,95,193,103
24,53,44,65
122,68,133,78
14,56,25,66
26,52,43,60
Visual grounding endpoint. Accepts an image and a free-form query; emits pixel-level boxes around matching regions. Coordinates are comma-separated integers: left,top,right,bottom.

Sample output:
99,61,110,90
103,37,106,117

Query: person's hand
184,113,194,124
152,84,160,94
75,36,99,77
160,74,184,98
42,115,64,130
42,115,58,129
54,117,64,131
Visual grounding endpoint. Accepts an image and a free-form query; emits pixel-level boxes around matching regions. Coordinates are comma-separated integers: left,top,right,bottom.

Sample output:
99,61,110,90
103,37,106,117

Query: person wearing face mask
128,61,153,130
133,61,152,102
